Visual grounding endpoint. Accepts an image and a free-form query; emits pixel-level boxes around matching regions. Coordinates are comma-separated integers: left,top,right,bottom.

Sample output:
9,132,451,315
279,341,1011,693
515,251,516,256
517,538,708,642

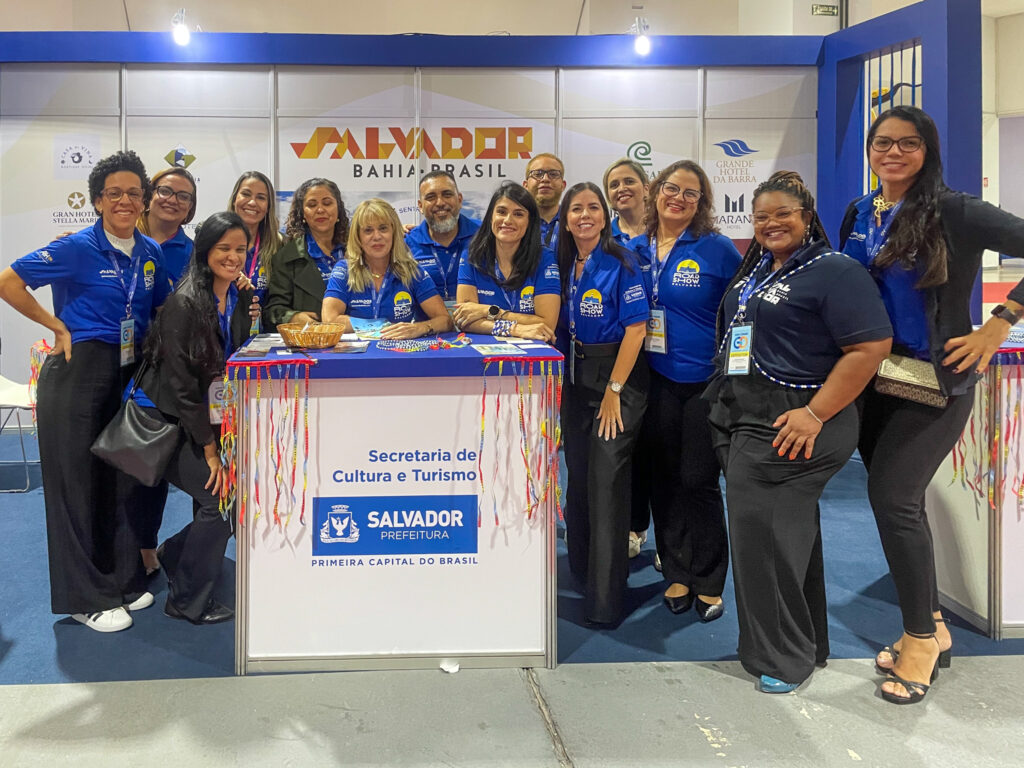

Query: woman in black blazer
135,211,256,624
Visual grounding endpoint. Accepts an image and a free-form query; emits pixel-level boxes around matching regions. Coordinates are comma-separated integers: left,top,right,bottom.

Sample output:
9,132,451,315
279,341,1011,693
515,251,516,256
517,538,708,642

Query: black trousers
647,371,728,594
127,481,168,550
858,386,974,635
630,432,653,534
709,374,857,684
36,341,145,614
142,408,233,622
562,352,648,624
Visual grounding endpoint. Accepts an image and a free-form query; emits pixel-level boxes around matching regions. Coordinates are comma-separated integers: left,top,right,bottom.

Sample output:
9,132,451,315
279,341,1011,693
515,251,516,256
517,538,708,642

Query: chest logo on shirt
256,266,268,291
671,259,701,288
762,283,791,305
520,285,535,313
580,289,605,318
393,291,413,321
143,260,156,291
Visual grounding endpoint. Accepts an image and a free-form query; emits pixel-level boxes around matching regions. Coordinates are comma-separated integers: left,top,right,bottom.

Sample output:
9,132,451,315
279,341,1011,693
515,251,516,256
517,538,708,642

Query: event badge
120,318,135,367
645,308,667,354
208,379,235,425
727,324,753,376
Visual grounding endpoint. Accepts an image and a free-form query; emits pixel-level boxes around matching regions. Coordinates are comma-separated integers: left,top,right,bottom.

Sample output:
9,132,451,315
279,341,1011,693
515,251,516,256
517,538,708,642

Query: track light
630,17,651,56
172,8,191,46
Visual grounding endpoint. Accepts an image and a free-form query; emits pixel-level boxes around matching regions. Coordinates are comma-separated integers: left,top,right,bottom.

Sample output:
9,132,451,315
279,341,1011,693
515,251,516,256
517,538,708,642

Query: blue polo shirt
610,218,636,247
244,247,270,303
842,192,931,360
719,243,892,386
458,248,560,313
306,233,343,282
12,219,171,347
563,246,648,344
631,231,743,383
539,217,559,251
160,227,194,285
324,262,439,323
405,214,482,302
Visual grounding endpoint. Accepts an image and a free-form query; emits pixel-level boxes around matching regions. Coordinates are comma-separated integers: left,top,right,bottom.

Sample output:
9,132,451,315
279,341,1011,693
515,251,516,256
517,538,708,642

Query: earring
802,225,811,245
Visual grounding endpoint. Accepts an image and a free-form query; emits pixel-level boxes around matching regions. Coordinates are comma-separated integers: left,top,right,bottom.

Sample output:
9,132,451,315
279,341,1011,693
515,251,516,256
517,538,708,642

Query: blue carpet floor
1,430,1022,684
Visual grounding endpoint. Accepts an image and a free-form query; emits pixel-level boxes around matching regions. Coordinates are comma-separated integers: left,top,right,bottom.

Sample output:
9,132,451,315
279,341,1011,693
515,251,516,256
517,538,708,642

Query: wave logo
714,139,759,158
626,140,653,169
393,290,413,320
321,504,360,544
580,288,604,318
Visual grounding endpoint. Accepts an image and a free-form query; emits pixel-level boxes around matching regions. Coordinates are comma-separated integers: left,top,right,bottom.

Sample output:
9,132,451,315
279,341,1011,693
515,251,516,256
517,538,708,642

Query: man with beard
524,153,567,250
405,170,481,307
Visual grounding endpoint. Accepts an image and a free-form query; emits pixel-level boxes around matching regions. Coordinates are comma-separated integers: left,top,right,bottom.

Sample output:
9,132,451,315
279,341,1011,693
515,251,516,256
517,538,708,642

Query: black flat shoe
664,593,694,615
164,597,234,625
694,597,724,623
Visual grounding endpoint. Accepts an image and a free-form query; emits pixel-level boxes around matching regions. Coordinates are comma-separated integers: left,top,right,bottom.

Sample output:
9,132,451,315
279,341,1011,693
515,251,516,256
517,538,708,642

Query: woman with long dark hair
839,105,1024,704
136,211,256,624
708,171,892,693
227,171,282,305
453,182,559,341
556,182,648,625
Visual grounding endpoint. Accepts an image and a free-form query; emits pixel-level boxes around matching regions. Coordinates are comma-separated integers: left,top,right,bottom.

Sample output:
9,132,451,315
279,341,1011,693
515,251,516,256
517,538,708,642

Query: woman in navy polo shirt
708,171,892,693
0,150,171,633
322,198,451,338
556,182,649,626
138,166,197,285
265,178,348,332
228,171,282,307
453,183,560,342
840,106,1024,705
603,158,649,246
629,160,742,622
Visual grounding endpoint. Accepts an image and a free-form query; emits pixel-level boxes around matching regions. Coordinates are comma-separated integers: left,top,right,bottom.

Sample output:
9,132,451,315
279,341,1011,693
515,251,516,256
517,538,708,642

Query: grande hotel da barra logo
291,126,533,178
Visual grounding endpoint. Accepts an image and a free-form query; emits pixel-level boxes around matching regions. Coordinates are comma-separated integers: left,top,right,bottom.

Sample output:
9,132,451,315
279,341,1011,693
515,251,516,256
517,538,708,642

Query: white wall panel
125,66,271,117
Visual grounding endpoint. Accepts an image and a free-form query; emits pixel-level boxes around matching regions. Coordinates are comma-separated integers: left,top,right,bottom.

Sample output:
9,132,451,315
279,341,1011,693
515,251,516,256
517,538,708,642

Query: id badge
208,379,235,425
727,324,753,376
645,308,667,354
120,318,135,367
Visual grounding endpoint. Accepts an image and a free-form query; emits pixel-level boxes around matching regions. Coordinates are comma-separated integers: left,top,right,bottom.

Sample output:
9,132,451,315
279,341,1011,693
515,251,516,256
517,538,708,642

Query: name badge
727,324,753,376
208,379,235,425
120,318,135,367
645,308,667,354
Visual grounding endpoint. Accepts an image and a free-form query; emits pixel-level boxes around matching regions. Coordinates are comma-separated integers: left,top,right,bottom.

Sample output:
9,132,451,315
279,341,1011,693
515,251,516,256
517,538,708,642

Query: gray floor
2,657,1022,767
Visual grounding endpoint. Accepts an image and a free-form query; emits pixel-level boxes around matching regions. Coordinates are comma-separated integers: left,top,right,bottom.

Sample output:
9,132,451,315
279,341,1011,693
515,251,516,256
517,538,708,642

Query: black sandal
875,618,952,675
879,632,940,705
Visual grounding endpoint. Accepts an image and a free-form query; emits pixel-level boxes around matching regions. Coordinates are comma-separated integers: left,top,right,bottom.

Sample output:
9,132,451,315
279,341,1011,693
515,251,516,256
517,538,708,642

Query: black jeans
858,386,974,635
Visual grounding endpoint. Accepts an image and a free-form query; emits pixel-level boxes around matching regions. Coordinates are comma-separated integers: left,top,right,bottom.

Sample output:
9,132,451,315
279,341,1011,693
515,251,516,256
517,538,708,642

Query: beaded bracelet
493,318,517,337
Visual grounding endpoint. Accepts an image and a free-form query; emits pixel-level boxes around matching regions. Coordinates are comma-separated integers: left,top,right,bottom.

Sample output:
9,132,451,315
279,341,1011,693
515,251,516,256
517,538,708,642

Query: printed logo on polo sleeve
623,284,646,304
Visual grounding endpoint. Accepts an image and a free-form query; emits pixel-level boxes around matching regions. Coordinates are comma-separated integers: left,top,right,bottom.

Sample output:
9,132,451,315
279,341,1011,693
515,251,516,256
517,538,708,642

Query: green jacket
264,235,332,330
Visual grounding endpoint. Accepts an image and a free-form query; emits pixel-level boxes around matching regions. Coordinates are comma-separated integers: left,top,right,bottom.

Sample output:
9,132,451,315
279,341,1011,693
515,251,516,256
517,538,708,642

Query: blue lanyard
218,287,239,357
736,255,776,319
494,265,519,311
866,199,902,263
106,249,141,320
431,248,461,301
370,271,394,319
568,263,586,339
648,232,687,305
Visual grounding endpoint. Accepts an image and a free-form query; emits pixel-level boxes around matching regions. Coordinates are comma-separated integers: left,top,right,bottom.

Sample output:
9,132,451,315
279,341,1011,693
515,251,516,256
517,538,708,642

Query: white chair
0,375,37,493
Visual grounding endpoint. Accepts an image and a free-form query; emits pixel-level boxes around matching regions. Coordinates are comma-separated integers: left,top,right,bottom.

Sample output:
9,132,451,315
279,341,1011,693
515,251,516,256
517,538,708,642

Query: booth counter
225,335,563,674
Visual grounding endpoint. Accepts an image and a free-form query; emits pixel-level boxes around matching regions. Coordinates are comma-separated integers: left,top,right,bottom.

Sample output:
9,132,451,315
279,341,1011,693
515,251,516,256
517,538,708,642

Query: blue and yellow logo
143,260,156,290
520,285,535,311
672,259,701,287
677,259,700,274
393,290,413,319
580,289,604,317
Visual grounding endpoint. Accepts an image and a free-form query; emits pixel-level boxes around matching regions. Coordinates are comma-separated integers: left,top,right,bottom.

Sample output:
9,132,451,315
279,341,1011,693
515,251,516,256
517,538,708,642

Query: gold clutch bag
874,354,948,408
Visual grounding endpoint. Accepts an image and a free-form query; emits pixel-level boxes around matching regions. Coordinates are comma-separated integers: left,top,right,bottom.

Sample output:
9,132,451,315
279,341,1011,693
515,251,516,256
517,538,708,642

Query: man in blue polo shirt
405,171,481,306
524,153,566,250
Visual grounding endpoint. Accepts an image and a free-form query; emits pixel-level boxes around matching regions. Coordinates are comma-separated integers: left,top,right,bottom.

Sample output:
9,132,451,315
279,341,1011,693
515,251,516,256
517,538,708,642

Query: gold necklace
873,194,896,225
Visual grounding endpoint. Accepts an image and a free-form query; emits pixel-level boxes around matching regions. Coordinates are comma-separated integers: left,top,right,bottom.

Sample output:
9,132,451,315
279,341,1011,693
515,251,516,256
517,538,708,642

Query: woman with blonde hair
321,198,451,339
227,170,282,303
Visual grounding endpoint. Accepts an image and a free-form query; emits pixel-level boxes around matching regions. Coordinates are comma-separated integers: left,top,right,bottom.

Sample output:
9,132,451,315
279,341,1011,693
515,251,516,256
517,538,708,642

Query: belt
572,339,620,360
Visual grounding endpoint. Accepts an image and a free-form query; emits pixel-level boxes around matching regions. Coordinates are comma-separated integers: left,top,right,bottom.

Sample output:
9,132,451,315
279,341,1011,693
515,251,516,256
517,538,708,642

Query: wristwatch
487,305,502,319
991,304,1024,325
608,380,623,394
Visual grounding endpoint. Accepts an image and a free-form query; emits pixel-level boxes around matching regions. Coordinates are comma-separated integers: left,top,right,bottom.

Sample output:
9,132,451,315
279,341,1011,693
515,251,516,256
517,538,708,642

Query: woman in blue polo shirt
453,182,560,342
707,171,892,693
630,160,742,622
556,182,649,626
0,150,171,633
603,158,649,246
228,171,282,307
322,198,451,338
138,166,197,285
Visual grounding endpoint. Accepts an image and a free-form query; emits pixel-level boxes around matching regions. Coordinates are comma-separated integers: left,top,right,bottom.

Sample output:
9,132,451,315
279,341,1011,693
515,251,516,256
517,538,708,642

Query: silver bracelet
805,404,823,426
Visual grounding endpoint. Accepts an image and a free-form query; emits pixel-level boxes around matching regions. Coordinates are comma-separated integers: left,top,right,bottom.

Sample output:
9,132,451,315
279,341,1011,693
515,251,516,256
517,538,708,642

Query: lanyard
648,232,688,305
866,200,902,263
246,233,262,280
432,247,461,301
543,219,556,247
218,287,239,357
736,255,777,320
370,271,395,319
307,234,340,278
568,263,586,339
106,250,141,320
494,265,519,311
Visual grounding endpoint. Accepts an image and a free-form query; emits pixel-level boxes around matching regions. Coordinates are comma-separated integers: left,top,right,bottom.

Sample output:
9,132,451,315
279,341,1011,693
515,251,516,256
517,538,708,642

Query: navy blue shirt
458,248,560,314
12,219,171,347
305,233,343,282
719,242,892,386
842,192,931,360
405,214,482,302
160,227,194,286
562,246,648,344
324,262,439,323
632,231,742,383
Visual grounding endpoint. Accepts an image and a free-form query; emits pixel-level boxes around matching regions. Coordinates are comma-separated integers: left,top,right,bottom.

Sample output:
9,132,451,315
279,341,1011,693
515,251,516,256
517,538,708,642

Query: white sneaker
126,592,154,611
628,530,647,559
654,553,663,572
71,606,133,633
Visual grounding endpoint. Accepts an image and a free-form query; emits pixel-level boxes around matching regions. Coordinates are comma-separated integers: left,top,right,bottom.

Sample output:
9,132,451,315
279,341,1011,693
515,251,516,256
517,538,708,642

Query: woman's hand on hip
772,407,822,460
943,318,1012,374
597,389,624,441
50,321,72,362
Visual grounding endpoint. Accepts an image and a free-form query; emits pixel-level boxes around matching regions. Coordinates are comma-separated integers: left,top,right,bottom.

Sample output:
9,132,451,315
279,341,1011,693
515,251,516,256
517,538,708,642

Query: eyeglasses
527,168,563,181
660,182,702,202
154,185,194,204
752,207,805,225
870,135,924,153
101,188,144,203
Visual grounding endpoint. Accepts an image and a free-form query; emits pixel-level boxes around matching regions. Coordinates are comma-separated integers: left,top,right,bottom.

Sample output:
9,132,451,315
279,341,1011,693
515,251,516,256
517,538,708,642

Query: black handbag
91,359,181,486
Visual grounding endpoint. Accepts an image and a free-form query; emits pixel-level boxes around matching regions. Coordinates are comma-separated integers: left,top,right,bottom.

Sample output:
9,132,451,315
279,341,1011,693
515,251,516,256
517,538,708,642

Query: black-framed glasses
752,207,805,225
527,168,563,181
101,188,144,203
660,182,701,202
870,135,924,153
154,185,194,204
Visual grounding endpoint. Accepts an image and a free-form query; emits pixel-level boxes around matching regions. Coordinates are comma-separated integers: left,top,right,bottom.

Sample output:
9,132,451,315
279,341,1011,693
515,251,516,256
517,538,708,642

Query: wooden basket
278,322,345,349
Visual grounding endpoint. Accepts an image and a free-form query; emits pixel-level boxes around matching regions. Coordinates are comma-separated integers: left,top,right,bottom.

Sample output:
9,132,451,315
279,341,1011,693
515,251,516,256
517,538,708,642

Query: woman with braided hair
706,171,892,693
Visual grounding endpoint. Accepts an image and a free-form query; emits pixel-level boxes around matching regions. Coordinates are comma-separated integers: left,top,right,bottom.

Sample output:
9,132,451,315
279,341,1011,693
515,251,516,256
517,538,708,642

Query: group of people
2,105,1024,707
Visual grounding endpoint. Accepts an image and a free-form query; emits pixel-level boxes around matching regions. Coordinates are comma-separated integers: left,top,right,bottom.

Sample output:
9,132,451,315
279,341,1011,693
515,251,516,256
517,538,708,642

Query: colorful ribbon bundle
28,339,52,423
376,333,472,353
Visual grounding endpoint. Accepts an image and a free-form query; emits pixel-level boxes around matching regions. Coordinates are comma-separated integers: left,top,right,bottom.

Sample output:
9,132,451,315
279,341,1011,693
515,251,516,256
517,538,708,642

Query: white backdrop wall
0,63,816,381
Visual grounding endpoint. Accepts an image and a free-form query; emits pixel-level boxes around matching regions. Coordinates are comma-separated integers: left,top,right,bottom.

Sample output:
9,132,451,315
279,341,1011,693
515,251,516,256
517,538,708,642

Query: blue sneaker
758,674,799,694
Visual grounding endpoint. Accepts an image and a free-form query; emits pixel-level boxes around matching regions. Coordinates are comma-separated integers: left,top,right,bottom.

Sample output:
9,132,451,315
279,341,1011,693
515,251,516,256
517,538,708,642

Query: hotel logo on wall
51,189,98,227
54,135,100,180
712,139,759,237
164,144,197,168
626,140,654,171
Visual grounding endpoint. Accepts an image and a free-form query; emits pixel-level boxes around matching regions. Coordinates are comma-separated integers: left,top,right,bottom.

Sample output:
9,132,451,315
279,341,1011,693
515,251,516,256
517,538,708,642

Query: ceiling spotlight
630,17,651,56
172,9,191,46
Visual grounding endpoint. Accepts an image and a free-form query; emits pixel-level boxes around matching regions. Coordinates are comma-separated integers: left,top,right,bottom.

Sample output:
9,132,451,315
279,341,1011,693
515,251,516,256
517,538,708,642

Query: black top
139,288,253,447
840,190,1024,396
264,236,330,330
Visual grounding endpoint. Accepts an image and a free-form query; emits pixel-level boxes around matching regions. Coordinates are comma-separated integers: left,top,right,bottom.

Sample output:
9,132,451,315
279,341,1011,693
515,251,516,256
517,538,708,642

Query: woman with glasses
707,171,892,693
838,106,1024,705
0,150,171,633
265,178,348,331
628,160,742,621
227,171,282,307
138,167,197,285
